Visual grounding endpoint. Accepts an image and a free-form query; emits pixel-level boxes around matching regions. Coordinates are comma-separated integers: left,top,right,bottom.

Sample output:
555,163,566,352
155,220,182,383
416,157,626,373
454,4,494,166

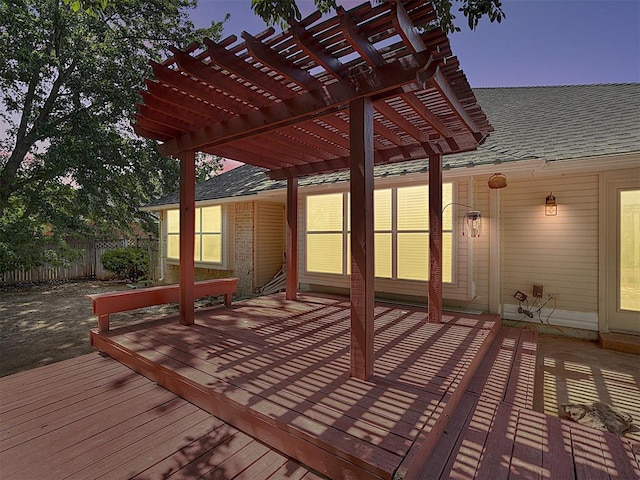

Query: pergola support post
179,149,196,325
349,97,375,380
428,153,443,323
286,177,298,300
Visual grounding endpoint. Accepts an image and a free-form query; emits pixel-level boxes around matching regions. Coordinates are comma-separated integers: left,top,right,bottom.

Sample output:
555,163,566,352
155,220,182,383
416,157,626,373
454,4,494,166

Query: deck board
421,326,640,480
3,294,638,479
91,294,500,479
0,353,317,480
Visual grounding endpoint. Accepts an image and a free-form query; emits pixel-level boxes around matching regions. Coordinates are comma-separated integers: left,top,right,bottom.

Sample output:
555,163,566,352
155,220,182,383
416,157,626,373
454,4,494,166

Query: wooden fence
1,237,159,286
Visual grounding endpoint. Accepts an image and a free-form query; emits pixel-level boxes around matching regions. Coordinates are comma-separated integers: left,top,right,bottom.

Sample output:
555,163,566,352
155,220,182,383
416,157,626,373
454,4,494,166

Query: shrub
101,248,148,281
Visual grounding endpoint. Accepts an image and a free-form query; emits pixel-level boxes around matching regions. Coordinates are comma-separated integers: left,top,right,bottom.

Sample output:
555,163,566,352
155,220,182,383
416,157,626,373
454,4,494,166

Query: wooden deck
2,293,638,479
0,352,318,479
423,327,640,479
89,294,501,480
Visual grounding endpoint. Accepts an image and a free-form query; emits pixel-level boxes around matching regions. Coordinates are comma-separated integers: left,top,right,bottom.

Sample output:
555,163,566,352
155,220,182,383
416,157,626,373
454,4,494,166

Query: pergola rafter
133,0,493,381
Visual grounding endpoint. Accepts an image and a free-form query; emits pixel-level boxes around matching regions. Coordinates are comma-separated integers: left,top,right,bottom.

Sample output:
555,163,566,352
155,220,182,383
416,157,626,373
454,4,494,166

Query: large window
305,184,453,282
166,205,223,264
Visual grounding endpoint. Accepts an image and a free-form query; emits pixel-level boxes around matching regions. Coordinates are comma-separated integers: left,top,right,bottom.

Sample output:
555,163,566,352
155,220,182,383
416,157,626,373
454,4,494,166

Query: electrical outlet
533,284,543,298
514,290,527,302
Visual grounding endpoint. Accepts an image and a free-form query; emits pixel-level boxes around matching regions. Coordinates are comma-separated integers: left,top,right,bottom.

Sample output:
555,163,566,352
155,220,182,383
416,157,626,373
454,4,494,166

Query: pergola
134,0,492,381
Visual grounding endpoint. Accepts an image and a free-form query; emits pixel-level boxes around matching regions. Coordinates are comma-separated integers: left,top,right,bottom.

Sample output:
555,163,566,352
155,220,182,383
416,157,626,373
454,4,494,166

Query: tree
250,0,505,33
0,0,225,273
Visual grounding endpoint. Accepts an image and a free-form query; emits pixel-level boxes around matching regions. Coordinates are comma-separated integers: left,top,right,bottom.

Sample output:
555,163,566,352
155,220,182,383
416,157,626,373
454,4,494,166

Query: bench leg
224,292,233,307
98,314,110,332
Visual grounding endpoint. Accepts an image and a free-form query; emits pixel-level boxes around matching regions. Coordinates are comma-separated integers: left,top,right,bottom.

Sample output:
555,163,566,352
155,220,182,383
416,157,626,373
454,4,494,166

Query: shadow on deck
3,293,638,479
90,293,500,480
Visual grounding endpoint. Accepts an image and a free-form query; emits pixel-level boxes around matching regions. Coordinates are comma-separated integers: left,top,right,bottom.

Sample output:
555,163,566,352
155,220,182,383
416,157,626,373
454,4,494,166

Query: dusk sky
190,0,640,88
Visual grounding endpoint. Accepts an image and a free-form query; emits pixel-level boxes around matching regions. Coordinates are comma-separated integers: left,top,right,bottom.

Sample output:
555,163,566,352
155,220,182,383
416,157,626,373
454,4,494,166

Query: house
143,83,639,337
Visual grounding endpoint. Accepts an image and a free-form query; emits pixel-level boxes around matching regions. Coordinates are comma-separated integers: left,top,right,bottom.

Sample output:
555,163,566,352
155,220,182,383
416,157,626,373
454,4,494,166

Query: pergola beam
390,0,427,53
281,126,350,157
266,142,422,180
166,48,273,110
288,19,348,80
151,59,254,114
430,67,483,140
144,80,225,122
338,7,385,67
139,91,211,127
204,38,295,100
402,92,454,138
158,56,437,157
375,100,429,143
241,31,323,91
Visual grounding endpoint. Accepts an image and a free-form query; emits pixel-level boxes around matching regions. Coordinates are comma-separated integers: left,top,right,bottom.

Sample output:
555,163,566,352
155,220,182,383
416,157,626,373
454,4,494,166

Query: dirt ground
0,280,182,377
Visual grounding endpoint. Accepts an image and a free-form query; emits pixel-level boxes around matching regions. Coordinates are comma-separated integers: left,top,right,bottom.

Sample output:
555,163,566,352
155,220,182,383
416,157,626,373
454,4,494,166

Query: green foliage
0,207,81,276
0,0,225,269
101,247,148,281
250,0,505,33
62,0,109,15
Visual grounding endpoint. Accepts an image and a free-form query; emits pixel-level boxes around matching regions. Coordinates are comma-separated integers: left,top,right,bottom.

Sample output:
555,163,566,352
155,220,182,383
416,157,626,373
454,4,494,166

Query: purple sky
191,0,640,87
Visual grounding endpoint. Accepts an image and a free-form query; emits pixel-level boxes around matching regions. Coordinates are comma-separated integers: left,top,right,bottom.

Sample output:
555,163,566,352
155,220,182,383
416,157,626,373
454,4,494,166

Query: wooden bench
87,278,238,332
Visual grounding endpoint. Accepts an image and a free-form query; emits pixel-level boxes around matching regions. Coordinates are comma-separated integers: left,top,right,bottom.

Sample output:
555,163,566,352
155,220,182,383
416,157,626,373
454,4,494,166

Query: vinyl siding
501,174,599,315
444,175,491,312
255,202,285,289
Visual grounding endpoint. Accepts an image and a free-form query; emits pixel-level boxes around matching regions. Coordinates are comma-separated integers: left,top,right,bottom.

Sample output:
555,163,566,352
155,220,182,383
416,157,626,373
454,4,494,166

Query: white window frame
163,204,233,270
303,182,456,282
298,180,478,302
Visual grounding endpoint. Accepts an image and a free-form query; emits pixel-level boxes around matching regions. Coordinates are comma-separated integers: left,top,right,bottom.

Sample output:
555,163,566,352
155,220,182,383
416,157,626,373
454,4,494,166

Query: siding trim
503,304,598,331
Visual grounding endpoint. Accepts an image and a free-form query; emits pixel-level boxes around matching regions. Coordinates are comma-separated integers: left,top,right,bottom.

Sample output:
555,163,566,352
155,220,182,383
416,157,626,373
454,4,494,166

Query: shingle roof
146,83,640,208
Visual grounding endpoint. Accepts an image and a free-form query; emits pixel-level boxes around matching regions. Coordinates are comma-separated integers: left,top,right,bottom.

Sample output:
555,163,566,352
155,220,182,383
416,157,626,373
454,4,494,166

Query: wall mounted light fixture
488,173,507,189
545,193,557,216
464,211,482,237
443,203,482,237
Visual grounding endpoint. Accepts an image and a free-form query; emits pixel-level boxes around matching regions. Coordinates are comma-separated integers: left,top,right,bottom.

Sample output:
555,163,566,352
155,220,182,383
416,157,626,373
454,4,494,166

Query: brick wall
233,201,255,295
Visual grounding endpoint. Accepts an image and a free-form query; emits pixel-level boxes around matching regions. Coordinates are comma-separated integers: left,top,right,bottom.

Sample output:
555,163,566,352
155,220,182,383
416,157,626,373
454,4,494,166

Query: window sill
165,259,231,271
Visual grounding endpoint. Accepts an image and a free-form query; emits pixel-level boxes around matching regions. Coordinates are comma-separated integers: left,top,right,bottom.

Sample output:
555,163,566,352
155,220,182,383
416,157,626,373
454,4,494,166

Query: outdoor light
545,193,557,216
464,211,482,238
443,203,482,238
488,173,507,189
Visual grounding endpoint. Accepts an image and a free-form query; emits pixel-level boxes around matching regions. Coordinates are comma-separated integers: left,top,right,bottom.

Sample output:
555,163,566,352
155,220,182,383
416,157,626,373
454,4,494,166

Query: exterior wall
155,156,637,333
160,200,285,297
254,202,285,289
443,175,492,312
297,176,477,303
500,173,599,330
234,201,255,295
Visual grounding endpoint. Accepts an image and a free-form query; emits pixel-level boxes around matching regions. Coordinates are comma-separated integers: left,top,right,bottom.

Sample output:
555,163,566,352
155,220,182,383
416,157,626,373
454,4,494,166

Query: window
306,193,345,274
305,183,454,282
166,205,223,264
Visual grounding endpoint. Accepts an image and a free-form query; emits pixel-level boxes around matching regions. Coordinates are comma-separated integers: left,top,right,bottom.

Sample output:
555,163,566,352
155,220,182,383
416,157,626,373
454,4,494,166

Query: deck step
599,332,640,355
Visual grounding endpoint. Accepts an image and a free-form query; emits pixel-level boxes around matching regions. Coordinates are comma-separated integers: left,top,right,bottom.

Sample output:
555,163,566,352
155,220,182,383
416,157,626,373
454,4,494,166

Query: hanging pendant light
464,211,482,237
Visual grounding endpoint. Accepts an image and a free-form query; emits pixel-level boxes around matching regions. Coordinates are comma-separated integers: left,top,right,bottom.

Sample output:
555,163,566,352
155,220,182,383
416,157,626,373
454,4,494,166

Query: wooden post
179,149,196,325
286,176,298,300
428,153,443,323
349,97,375,380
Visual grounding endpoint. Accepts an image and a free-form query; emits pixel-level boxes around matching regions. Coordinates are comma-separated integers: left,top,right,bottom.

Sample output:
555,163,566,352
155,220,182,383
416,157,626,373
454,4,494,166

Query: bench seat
87,278,238,332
